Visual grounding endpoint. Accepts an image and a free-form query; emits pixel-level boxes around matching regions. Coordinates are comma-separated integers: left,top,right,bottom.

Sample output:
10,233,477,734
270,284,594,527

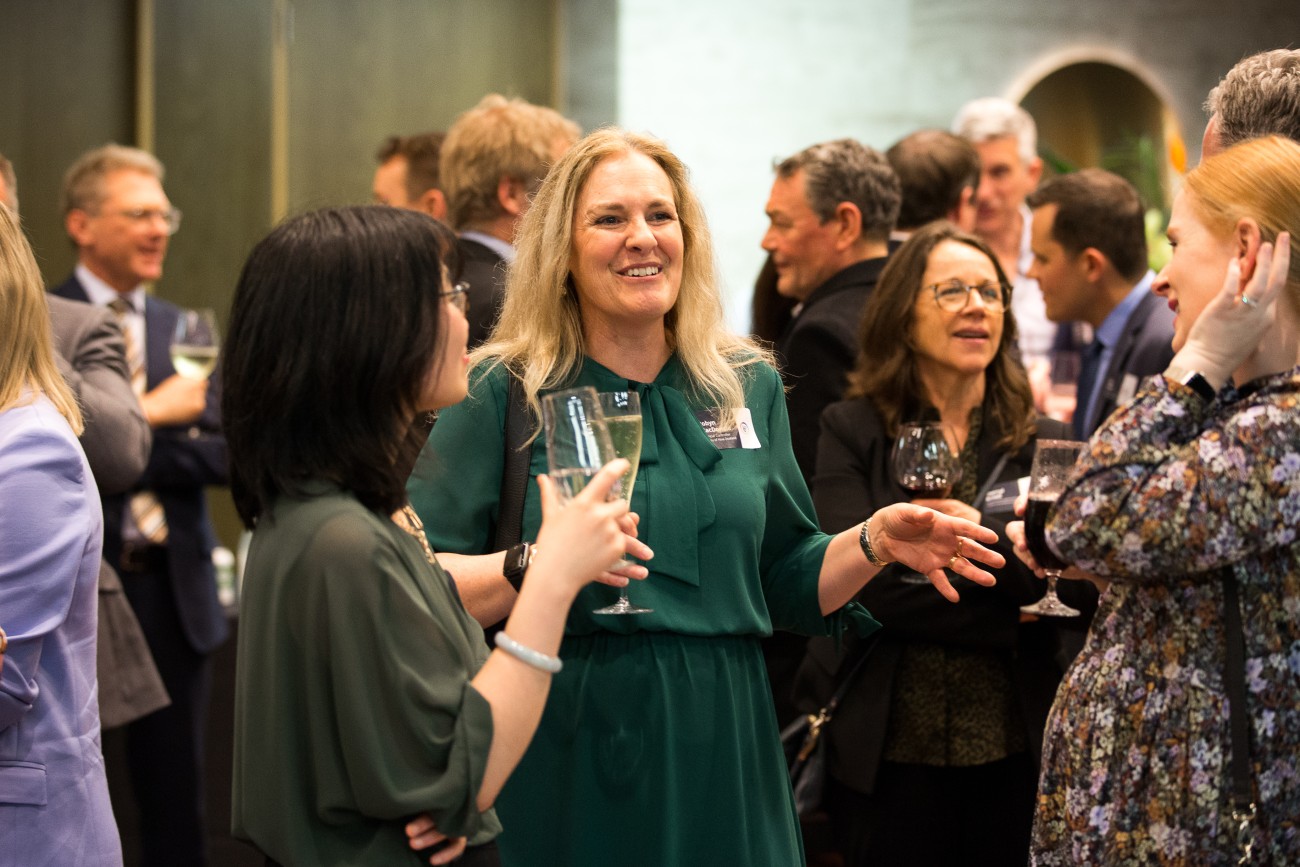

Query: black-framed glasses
441,281,470,313
103,207,183,235
925,279,1009,313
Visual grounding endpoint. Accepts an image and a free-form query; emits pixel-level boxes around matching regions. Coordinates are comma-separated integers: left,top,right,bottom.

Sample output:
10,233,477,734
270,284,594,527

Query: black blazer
455,236,507,349
1079,289,1175,437
775,257,888,488
49,276,229,655
798,397,1090,794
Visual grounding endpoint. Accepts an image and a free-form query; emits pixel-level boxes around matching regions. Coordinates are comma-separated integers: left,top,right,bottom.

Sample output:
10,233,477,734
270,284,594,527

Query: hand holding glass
171,308,220,379
541,388,650,615
891,422,961,584
1019,439,1085,618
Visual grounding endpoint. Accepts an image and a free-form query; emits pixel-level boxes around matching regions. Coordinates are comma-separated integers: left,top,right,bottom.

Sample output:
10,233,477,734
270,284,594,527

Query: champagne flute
171,308,221,379
891,421,961,584
1019,439,1086,617
592,390,651,615
542,387,616,501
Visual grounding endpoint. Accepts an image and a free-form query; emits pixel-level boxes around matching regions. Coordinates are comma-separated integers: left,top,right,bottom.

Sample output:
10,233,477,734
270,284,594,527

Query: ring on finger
1240,293,1259,308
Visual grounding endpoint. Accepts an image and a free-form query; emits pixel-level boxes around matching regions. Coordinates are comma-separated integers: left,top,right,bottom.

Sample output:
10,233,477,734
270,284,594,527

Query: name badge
695,407,762,450
981,481,1021,516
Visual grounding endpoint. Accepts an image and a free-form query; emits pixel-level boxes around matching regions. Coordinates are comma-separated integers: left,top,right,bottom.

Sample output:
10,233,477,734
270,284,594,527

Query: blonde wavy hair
1184,134,1300,319
473,127,769,427
0,205,83,432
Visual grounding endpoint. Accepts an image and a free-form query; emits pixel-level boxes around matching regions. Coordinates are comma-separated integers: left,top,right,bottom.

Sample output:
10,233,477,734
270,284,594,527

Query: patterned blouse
1031,369,1300,865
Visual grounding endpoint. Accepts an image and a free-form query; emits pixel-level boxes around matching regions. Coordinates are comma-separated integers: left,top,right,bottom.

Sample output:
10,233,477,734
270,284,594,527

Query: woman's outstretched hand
873,502,1004,602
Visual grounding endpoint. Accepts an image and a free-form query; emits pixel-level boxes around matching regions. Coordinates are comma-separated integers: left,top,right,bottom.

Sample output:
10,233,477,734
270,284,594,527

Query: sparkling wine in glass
542,387,615,501
1043,350,1080,425
1019,439,1086,618
592,390,650,615
171,308,220,379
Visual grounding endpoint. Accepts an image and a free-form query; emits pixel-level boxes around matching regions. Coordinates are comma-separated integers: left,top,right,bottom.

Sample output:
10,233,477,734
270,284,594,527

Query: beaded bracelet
859,517,892,568
494,631,563,674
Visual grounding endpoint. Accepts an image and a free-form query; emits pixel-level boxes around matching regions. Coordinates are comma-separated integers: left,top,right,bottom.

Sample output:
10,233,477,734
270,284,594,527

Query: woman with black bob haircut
223,205,640,866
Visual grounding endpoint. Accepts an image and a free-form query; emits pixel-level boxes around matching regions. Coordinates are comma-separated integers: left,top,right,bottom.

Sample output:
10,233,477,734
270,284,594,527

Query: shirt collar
76,263,146,314
459,230,515,264
1095,270,1155,349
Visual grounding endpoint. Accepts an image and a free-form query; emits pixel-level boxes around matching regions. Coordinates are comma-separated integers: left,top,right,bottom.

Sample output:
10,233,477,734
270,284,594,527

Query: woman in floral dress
1014,135,1300,864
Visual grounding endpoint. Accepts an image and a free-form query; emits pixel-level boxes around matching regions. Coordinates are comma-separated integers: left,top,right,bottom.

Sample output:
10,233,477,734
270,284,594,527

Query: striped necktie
109,297,169,543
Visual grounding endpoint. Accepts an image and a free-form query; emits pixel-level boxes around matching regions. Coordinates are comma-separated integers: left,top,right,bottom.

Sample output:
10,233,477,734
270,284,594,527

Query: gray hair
952,97,1038,164
1205,49,1300,149
774,138,901,242
61,143,165,216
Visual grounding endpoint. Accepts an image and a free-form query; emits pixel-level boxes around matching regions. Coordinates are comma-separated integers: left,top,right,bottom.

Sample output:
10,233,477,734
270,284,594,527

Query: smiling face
66,168,172,294
1151,190,1237,352
568,150,684,335
911,240,1005,383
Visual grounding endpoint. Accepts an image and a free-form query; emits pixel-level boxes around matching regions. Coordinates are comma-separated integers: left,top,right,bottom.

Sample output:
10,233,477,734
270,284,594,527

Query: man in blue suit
1027,169,1175,439
50,143,227,867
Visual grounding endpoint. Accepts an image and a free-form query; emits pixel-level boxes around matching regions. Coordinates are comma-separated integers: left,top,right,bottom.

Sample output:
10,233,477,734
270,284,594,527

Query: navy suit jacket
49,276,229,655
455,237,507,349
1080,289,1175,437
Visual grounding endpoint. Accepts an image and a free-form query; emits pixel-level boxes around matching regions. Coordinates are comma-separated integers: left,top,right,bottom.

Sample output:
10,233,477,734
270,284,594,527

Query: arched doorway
1017,58,1184,212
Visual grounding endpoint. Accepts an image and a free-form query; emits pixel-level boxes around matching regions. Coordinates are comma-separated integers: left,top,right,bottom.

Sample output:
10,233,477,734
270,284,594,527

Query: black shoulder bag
780,632,880,818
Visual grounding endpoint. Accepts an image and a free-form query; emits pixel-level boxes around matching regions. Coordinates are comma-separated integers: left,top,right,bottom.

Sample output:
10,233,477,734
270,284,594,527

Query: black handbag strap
1222,573,1256,860
819,632,881,718
492,369,534,552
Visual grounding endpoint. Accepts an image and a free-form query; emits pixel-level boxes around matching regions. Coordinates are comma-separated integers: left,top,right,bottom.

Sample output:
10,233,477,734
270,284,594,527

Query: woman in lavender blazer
0,205,121,866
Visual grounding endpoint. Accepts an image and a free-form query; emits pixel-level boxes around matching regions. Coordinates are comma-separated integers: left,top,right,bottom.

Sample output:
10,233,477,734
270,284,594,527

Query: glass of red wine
891,421,961,584
1019,439,1086,617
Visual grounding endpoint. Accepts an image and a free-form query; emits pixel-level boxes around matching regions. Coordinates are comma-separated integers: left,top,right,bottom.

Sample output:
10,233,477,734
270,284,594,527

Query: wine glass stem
1045,570,1062,599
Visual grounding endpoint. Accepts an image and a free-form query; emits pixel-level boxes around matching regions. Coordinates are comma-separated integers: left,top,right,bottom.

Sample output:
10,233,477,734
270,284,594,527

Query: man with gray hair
50,142,228,867
952,97,1055,377
1203,48,1300,158
762,138,901,489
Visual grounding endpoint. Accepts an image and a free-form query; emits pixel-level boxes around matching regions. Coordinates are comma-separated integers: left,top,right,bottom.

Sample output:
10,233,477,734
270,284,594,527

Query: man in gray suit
1027,169,1174,438
2,151,168,729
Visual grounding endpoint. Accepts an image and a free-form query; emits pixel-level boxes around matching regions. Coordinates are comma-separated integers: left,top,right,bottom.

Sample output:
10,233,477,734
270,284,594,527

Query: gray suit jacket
1082,290,1176,436
46,293,169,728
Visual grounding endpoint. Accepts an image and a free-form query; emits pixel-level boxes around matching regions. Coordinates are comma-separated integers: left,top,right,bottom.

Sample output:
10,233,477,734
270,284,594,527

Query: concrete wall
562,0,1300,331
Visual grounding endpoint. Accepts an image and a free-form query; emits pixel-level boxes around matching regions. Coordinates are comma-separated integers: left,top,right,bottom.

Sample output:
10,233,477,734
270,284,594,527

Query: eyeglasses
102,207,184,235
925,279,1009,313
441,281,470,313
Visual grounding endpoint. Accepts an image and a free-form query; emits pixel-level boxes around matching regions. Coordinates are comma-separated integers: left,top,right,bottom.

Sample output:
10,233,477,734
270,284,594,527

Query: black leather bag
780,633,879,818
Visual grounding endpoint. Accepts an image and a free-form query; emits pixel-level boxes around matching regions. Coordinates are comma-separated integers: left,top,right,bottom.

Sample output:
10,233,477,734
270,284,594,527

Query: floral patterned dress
1031,369,1300,865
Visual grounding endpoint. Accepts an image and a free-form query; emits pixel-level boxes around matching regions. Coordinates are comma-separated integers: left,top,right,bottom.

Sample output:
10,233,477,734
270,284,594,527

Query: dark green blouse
232,486,501,865
408,356,878,866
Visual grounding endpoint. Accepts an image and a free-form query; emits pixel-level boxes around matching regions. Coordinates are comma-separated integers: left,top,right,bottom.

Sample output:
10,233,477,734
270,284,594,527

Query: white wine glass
171,308,220,379
1044,350,1080,425
593,390,650,615
891,421,961,584
1019,439,1086,618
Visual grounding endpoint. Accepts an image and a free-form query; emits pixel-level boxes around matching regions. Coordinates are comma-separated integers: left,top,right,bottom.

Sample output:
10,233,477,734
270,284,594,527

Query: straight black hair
222,205,460,526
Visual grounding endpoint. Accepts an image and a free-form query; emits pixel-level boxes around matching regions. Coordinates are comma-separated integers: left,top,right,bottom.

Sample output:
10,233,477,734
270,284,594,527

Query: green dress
232,485,502,865
408,357,878,866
